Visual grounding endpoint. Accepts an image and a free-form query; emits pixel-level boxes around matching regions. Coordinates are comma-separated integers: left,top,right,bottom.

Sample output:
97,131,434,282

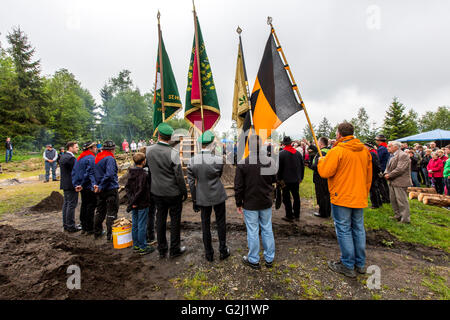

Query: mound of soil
30,191,64,213
0,225,148,299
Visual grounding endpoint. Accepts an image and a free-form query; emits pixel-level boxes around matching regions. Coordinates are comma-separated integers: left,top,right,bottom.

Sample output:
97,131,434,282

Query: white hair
388,141,402,149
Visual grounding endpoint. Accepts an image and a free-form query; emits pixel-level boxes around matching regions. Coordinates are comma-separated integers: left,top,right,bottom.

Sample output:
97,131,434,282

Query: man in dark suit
187,130,230,262
60,141,81,232
278,136,305,222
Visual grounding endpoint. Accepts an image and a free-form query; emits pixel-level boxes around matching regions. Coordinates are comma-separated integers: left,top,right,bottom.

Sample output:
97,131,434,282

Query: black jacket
125,167,151,211
60,153,76,191
234,154,277,210
410,156,419,172
277,148,304,183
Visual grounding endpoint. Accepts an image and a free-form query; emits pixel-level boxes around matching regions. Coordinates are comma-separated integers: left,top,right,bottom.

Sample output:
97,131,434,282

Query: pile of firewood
112,217,132,227
408,187,450,207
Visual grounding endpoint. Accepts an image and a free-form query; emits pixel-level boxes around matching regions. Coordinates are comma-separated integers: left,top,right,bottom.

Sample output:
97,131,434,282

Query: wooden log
409,192,420,200
407,187,437,194
423,196,450,206
418,192,436,202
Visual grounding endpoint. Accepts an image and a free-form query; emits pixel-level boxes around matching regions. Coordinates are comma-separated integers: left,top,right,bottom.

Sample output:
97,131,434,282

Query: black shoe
80,230,86,235
44,180,49,183
328,261,356,278
355,266,366,274
94,230,106,239
220,248,230,261
67,227,81,233
265,260,273,268
205,254,214,262
294,217,300,221
170,246,186,259
281,217,294,223
106,234,113,242
159,251,167,259
242,256,261,269
86,230,94,236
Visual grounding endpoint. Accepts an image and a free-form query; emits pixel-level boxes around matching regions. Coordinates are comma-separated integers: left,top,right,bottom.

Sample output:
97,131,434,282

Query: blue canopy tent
397,129,450,146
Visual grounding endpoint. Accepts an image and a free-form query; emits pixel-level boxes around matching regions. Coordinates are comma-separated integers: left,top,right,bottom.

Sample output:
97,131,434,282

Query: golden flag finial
236,26,242,35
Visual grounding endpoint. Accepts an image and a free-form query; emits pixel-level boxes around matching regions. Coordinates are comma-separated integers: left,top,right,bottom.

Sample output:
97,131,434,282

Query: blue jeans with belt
45,161,57,181
331,204,366,270
243,208,275,264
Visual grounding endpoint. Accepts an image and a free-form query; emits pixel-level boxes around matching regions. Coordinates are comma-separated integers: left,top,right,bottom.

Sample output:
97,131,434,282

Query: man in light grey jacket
147,123,188,259
384,141,412,223
187,130,230,262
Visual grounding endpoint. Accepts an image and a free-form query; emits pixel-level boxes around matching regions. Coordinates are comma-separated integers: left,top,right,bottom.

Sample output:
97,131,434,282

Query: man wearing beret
187,131,230,262
146,123,188,259
93,140,119,241
72,141,98,234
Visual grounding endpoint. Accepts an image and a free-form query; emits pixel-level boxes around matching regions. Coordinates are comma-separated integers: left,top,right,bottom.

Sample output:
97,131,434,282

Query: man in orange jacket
318,122,372,278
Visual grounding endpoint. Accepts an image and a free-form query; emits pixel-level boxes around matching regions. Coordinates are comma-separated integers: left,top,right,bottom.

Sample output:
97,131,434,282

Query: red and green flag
153,28,182,136
184,14,220,132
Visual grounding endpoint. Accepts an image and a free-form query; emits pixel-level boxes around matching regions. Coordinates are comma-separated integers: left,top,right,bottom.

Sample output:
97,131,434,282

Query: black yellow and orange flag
238,31,302,158
232,29,250,129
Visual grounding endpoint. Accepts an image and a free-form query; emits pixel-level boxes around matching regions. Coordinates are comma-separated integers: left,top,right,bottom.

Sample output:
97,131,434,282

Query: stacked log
407,187,437,194
422,194,450,207
409,192,420,200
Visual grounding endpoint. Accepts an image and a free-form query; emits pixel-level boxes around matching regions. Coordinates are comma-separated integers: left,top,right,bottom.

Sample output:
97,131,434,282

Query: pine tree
419,106,450,132
382,97,411,141
316,117,333,138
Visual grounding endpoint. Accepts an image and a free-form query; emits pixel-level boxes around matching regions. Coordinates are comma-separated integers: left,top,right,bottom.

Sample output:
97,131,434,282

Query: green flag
184,15,220,132
153,35,182,136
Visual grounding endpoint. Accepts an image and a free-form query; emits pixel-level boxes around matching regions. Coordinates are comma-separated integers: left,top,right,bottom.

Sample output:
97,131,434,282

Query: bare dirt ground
0,184,448,300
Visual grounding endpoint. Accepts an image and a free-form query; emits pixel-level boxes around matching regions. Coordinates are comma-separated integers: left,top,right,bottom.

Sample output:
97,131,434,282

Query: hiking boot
220,248,230,261
139,246,155,256
328,261,356,278
106,234,113,242
355,266,366,274
159,251,167,259
242,256,261,270
148,240,157,246
132,245,140,252
205,254,214,262
94,230,106,239
281,217,294,223
265,260,273,268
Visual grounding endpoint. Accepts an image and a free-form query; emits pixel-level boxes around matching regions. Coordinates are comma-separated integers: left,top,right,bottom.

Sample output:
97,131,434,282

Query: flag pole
237,26,253,127
157,11,166,122
267,17,322,157
193,0,205,132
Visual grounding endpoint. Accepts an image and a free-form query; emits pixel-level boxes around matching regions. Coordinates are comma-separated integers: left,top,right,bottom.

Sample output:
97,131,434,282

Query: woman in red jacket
427,152,445,194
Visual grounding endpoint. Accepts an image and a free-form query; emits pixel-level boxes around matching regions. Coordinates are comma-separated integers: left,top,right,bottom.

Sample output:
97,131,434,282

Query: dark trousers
418,167,426,185
62,190,78,230
147,201,156,241
153,194,183,254
94,189,119,237
369,177,383,208
314,178,331,217
379,178,390,203
200,202,227,258
80,189,96,232
282,182,301,219
433,177,444,194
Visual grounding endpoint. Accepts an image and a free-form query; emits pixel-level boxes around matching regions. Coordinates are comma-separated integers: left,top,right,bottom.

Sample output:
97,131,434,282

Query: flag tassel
267,17,323,157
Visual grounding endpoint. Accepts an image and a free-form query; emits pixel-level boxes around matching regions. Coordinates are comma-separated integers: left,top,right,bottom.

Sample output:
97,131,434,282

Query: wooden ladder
179,127,199,198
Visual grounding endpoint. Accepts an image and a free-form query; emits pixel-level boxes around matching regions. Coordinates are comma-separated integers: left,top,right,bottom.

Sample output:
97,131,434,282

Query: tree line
302,99,449,143
0,27,192,151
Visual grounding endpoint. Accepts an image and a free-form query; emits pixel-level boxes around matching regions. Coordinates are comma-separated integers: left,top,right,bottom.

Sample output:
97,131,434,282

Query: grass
301,168,450,253
0,181,61,217
420,267,450,300
0,151,42,163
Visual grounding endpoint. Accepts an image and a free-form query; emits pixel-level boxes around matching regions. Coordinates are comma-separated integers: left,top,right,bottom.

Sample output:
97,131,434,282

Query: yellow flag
232,38,250,129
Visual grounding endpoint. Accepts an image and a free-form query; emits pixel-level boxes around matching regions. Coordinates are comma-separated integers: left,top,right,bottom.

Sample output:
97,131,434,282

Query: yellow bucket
112,225,133,249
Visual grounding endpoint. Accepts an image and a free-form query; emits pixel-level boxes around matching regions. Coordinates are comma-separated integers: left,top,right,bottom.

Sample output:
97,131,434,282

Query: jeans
411,171,420,187
331,204,366,270
62,190,78,230
422,168,430,186
45,161,57,181
132,207,149,249
5,149,12,162
243,208,275,264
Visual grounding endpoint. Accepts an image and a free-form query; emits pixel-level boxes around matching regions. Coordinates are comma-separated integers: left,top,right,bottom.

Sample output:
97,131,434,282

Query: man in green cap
146,123,188,259
187,130,229,262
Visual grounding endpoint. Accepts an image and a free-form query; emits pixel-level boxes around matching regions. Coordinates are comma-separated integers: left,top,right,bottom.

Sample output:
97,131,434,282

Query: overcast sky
1,0,449,138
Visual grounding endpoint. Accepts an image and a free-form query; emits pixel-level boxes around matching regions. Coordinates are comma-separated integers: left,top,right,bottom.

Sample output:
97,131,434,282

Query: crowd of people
4,122,449,279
